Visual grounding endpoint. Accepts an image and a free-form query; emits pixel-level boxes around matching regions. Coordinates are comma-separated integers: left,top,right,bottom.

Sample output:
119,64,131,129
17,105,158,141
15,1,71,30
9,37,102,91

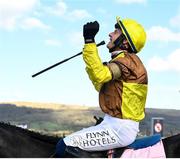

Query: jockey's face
107,28,122,51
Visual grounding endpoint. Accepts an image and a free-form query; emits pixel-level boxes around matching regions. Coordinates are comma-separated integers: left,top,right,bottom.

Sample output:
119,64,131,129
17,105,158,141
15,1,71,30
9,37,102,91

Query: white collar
111,50,123,57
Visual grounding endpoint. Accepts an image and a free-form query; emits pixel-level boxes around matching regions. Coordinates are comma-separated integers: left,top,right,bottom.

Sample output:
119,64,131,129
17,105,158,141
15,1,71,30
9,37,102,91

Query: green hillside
0,102,180,137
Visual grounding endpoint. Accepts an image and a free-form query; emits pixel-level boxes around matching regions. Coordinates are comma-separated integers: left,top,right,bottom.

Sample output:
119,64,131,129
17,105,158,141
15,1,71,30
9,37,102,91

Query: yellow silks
121,82,148,121
83,43,112,91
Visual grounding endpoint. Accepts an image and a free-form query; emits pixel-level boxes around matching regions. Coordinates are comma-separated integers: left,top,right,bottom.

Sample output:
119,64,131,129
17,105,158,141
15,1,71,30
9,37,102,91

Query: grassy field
0,102,103,136
0,102,180,137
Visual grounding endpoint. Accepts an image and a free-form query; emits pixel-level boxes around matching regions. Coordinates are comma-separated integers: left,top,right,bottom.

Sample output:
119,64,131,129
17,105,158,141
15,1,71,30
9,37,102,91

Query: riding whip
32,41,105,78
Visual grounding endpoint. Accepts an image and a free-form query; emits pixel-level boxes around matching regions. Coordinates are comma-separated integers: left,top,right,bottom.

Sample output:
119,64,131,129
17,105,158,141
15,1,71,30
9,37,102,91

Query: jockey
55,16,148,157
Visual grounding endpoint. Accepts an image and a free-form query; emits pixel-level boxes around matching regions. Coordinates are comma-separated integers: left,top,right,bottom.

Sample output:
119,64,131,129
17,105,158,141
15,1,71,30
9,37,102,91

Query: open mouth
108,38,112,43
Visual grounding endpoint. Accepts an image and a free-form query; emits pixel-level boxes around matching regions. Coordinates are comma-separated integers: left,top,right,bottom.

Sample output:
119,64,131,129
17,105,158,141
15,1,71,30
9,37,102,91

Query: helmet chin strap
109,34,126,53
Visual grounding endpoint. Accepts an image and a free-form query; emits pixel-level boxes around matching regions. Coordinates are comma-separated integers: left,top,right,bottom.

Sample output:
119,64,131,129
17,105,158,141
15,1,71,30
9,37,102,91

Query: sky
0,0,180,110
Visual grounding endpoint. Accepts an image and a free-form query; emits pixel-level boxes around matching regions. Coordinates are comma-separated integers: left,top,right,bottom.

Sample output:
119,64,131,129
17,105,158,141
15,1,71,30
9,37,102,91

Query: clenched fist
83,21,99,43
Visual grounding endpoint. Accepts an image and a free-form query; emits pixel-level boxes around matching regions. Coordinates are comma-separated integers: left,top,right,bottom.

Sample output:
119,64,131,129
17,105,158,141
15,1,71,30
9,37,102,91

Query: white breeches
64,114,139,151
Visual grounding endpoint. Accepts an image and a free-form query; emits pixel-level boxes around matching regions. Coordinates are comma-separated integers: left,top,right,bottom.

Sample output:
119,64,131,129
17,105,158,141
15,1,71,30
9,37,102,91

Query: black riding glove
83,21,99,44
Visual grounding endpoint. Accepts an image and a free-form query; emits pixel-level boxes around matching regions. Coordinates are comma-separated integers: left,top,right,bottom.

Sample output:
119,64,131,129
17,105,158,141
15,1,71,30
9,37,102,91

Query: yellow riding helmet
116,16,146,53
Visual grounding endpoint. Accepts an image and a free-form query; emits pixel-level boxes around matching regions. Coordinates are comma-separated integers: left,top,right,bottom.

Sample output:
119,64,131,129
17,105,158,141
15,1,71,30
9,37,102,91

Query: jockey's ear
122,39,130,49
94,116,103,125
